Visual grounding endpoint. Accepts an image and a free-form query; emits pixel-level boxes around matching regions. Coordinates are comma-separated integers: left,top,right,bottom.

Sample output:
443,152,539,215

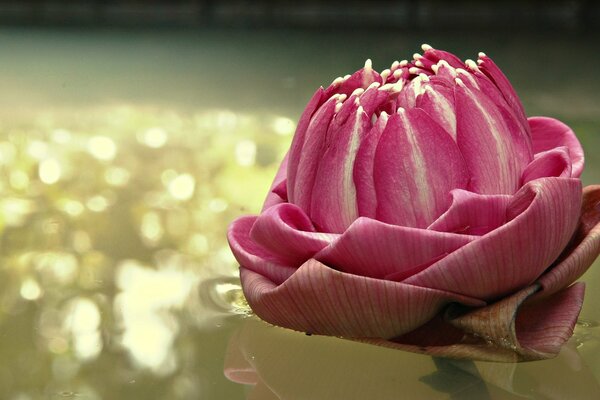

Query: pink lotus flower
228,45,600,361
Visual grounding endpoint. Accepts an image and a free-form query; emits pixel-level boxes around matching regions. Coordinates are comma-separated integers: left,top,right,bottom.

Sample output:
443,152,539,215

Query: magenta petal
415,80,457,140
287,97,338,214
454,80,529,194
521,147,572,184
428,189,513,236
262,152,289,211
330,66,383,97
240,259,484,339
477,54,528,125
228,216,297,285
374,108,469,228
534,185,600,299
529,116,585,178
406,178,582,299
286,87,325,203
251,203,338,265
315,217,476,280
516,283,585,355
363,282,584,361
354,113,388,218
309,107,370,233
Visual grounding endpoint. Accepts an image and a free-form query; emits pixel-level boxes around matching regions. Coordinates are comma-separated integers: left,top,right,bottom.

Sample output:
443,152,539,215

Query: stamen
408,67,421,75
465,59,478,70
393,69,403,79
331,76,345,86
380,69,391,82
335,102,343,112
364,59,373,70
391,60,400,70
421,43,433,51
399,60,409,67
478,52,487,58
351,88,365,97
368,81,381,89
412,53,422,61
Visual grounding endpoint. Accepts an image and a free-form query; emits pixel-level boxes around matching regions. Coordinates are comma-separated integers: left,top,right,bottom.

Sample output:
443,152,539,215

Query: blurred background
0,1,599,399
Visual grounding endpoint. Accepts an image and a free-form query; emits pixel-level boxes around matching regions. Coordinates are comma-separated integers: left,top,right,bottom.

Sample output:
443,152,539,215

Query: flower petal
534,185,600,299
477,54,528,126
415,80,457,140
261,152,289,211
286,87,325,202
228,216,296,285
521,147,572,184
287,97,338,214
528,116,585,178
428,189,513,236
515,283,584,355
353,112,388,218
315,217,476,280
454,79,527,195
358,283,584,361
374,108,469,228
405,178,582,299
309,106,370,233
251,203,338,265
240,259,483,339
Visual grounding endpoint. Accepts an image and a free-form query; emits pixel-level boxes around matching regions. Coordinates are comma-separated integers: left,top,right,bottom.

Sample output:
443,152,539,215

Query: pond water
0,27,598,399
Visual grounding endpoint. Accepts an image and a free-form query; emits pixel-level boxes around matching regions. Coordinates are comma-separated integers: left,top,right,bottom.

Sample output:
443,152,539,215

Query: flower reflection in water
0,106,291,398
225,318,600,400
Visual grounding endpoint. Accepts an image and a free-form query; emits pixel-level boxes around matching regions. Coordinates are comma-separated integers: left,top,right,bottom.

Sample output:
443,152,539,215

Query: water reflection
225,319,600,400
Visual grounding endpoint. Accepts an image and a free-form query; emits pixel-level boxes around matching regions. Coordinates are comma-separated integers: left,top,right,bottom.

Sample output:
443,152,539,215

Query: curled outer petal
358,282,585,362
240,259,484,339
528,116,585,178
315,217,476,280
405,178,582,300
533,185,600,300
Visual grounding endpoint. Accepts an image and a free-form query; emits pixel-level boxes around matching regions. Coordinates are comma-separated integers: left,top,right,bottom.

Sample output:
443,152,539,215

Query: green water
0,28,598,399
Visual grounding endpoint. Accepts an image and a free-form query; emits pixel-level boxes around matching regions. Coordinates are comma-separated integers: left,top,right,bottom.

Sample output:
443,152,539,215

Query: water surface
0,28,598,399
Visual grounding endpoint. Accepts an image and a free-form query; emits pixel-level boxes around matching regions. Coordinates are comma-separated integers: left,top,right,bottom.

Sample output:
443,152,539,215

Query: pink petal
286,87,325,203
250,203,338,265
415,79,457,140
423,47,465,69
374,108,469,228
405,178,582,299
353,112,388,218
315,217,476,280
428,189,513,236
326,65,383,97
309,106,371,233
228,216,296,285
515,283,585,355
529,116,585,178
359,282,585,361
287,97,338,214
454,79,528,194
534,185,600,299
477,54,528,126
261,152,289,211
521,147,572,185
240,259,483,339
